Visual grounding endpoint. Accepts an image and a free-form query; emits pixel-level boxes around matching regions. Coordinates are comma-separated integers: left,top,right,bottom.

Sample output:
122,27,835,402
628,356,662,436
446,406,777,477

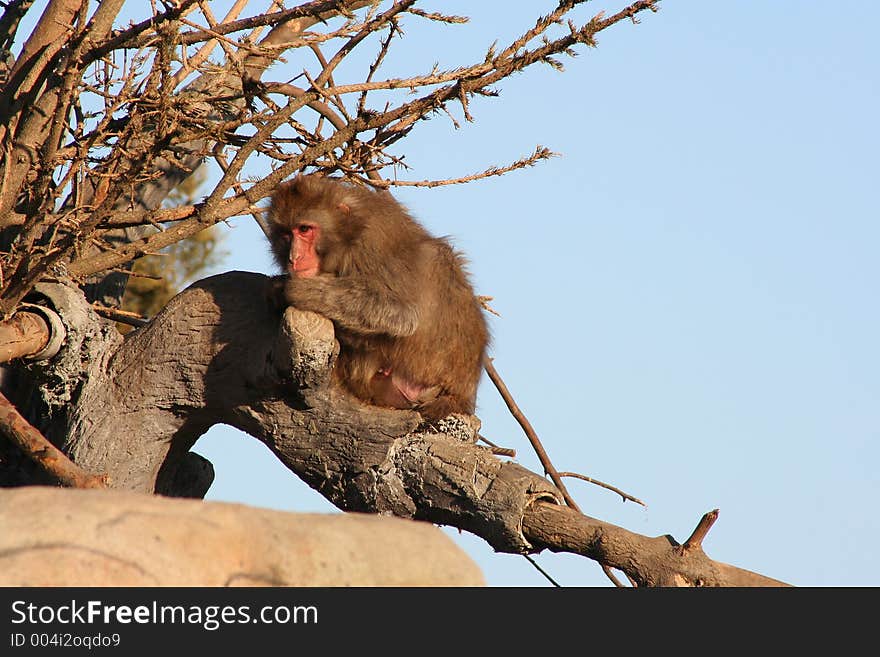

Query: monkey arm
284,275,419,337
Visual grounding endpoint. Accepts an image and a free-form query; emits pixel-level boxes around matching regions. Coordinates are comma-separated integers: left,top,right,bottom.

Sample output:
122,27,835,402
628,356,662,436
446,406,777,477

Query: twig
357,20,397,118
367,147,558,189
404,8,468,25
522,554,561,587
92,303,149,328
476,433,516,458
483,357,580,512
558,471,646,506
88,0,369,58
0,392,107,488
484,358,631,587
603,568,626,587
169,0,251,88
262,82,348,131
212,148,272,239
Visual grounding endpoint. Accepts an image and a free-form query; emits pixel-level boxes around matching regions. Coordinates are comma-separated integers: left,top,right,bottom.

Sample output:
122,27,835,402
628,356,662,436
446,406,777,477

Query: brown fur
268,175,489,419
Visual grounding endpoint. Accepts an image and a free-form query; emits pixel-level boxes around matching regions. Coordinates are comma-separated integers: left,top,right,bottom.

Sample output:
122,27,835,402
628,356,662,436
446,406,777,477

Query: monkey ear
337,202,351,214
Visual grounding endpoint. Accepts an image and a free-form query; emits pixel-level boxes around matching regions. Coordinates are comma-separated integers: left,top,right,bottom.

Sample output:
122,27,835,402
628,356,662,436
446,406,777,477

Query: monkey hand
416,394,469,421
284,274,419,337
281,273,329,308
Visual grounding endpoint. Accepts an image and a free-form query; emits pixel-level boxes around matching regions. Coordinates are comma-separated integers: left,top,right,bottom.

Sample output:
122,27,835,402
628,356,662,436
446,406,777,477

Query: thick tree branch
11,273,788,585
523,502,790,587
0,310,48,362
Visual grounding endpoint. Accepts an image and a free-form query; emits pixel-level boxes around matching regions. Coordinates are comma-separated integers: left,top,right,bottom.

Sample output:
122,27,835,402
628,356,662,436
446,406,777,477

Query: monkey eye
296,224,315,236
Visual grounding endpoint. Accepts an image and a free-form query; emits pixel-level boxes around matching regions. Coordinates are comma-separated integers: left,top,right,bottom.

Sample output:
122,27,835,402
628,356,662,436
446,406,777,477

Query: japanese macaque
268,175,488,419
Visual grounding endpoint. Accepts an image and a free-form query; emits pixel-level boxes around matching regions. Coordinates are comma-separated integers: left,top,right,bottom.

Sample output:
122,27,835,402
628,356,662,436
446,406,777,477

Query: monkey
267,175,489,420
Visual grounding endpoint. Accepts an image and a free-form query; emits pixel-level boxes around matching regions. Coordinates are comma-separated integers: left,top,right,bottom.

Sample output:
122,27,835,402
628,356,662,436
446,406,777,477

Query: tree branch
0,310,48,362
11,273,788,586
523,502,789,587
0,390,106,488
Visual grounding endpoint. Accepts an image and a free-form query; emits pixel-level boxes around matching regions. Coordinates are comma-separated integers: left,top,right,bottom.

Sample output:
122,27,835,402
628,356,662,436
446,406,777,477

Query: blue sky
194,1,880,586
18,1,878,586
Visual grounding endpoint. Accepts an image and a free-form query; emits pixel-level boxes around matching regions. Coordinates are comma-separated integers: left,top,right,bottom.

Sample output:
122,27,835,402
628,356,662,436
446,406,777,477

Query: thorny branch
0,0,659,312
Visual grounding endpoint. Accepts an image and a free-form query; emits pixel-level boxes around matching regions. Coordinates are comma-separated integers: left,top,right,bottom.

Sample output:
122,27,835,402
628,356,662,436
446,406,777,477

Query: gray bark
3,273,793,584
18,273,561,554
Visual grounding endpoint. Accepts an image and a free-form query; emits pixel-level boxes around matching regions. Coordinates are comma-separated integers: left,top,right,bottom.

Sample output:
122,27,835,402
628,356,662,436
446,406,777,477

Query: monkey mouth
290,263,319,278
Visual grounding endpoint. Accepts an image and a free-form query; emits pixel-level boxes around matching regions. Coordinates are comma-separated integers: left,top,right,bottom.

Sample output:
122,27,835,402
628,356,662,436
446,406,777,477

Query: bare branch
485,358,582,513
523,501,790,587
0,390,106,488
405,8,468,25
559,471,646,506
373,147,558,189
0,310,48,362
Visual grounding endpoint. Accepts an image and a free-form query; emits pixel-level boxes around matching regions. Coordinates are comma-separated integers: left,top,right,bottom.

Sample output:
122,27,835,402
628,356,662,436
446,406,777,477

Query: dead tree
0,0,787,586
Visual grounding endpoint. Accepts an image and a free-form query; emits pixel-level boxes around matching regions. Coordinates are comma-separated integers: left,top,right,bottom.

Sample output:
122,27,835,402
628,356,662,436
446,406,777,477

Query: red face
288,223,320,278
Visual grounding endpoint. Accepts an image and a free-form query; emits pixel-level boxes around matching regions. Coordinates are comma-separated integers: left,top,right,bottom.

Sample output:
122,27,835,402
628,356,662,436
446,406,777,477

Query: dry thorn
478,295,500,317
440,104,461,130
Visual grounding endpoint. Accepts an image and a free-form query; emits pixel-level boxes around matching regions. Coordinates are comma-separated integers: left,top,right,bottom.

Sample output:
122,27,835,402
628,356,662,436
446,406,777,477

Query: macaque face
270,196,353,280
285,222,321,278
